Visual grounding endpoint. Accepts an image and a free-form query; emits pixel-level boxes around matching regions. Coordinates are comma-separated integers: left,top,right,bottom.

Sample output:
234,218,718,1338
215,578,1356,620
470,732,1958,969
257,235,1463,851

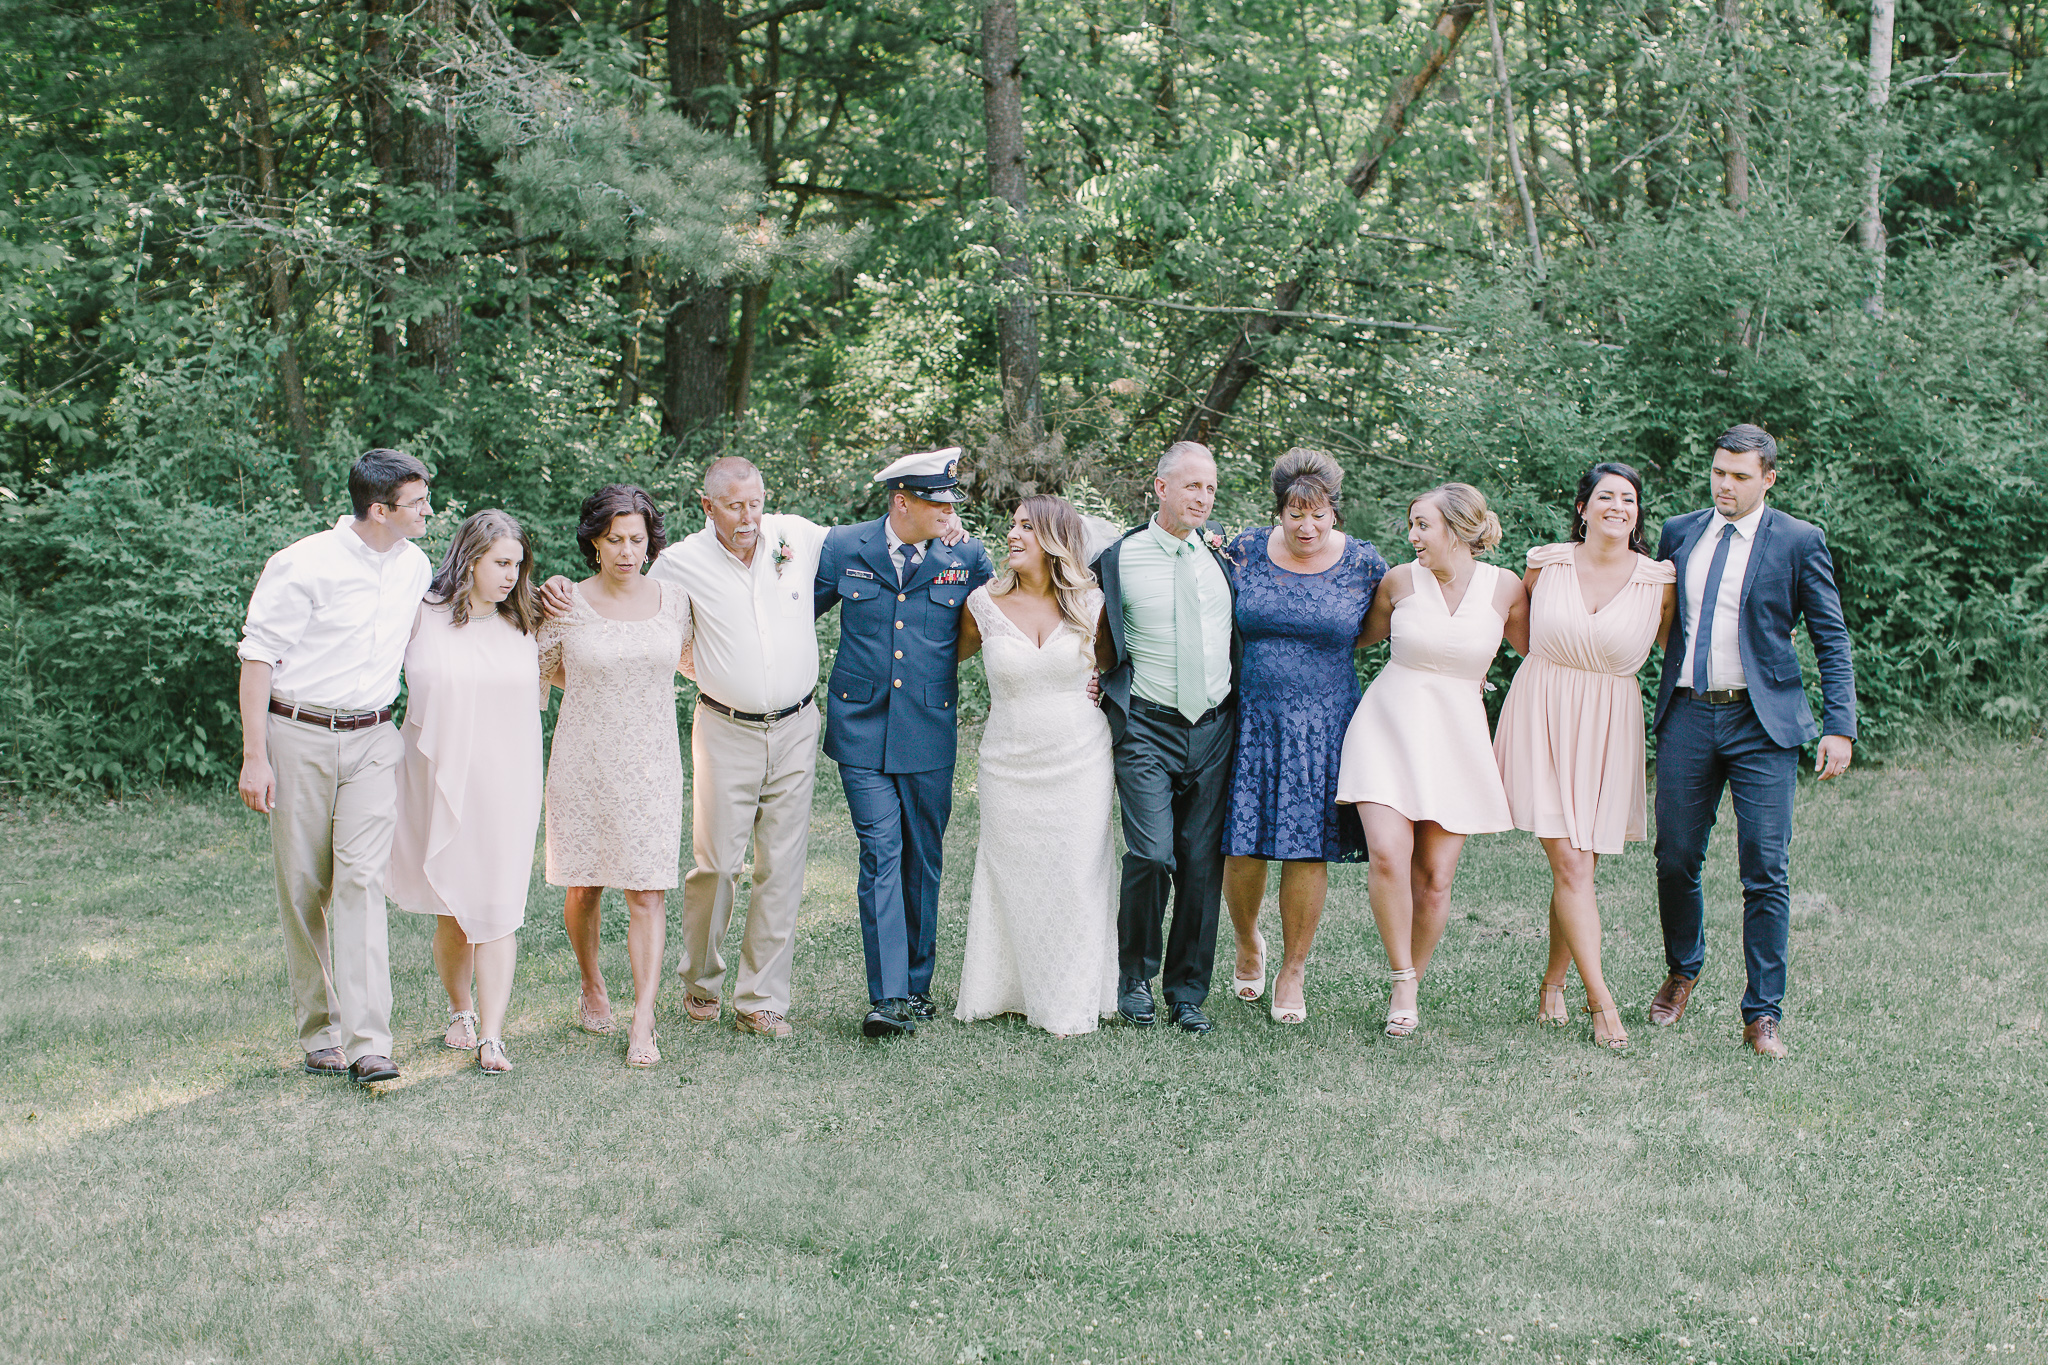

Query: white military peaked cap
873,447,965,504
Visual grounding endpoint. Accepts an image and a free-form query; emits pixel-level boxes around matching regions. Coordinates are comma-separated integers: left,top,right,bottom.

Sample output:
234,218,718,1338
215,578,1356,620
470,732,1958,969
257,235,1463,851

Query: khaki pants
676,700,818,1017
266,712,401,1062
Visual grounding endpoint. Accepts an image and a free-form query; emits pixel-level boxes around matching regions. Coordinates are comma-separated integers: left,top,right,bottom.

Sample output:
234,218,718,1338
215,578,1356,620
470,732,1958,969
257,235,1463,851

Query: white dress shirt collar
1712,500,1767,543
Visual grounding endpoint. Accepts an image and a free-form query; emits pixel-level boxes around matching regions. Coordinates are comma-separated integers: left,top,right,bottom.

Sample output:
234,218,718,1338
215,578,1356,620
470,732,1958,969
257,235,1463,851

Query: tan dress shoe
1743,1017,1788,1058
1649,973,1695,1026
735,1009,793,1038
685,994,721,1023
303,1047,347,1075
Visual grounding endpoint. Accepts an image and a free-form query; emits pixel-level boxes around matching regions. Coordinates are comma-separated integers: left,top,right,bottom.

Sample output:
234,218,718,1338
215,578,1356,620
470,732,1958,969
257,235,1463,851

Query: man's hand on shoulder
1815,735,1852,780
540,575,576,618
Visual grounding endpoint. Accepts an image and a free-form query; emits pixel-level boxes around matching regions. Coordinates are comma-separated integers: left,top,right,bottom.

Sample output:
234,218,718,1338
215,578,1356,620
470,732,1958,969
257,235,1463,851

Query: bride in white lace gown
954,496,1118,1036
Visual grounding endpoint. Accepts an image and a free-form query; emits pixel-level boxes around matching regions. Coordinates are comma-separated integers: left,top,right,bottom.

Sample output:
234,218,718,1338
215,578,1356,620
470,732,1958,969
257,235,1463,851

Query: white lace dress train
953,585,1119,1035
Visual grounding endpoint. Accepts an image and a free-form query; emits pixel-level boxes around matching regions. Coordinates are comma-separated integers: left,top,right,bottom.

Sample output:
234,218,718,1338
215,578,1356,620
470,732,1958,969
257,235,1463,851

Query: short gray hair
701,456,764,497
1156,441,1214,483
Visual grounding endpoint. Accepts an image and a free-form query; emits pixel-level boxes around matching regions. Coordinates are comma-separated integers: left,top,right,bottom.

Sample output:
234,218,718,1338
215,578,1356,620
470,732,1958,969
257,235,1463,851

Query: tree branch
1047,289,1454,332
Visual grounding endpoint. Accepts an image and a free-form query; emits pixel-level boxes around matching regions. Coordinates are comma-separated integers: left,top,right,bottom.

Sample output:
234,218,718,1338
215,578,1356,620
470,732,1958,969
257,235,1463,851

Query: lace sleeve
537,611,567,706
1526,542,1576,570
965,583,999,634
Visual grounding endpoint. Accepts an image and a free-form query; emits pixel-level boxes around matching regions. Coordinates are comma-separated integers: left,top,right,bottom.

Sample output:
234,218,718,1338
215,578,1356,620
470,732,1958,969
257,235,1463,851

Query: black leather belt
1130,695,1232,727
698,692,814,724
269,698,394,731
1674,687,1749,706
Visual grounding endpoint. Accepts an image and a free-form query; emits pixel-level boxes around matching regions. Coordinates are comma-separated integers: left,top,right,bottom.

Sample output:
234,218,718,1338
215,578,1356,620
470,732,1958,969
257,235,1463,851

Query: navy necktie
1691,523,1738,692
895,541,916,586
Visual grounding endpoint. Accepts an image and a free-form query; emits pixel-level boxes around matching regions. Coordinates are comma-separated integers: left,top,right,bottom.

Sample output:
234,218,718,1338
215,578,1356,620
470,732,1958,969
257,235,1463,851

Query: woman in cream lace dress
953,495,1118,1036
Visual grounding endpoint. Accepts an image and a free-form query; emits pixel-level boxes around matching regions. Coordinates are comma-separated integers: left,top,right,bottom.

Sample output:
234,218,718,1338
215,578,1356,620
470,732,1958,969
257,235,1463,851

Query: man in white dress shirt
236,449,433,1083
651,457,829,1038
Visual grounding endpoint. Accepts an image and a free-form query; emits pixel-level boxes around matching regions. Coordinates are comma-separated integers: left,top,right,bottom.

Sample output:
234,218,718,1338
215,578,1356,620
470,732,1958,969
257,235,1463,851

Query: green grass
1,732,2045,1364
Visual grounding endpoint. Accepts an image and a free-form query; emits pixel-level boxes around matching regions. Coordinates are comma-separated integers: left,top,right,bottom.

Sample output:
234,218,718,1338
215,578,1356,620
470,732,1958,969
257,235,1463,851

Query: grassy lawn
1,732,2044,1364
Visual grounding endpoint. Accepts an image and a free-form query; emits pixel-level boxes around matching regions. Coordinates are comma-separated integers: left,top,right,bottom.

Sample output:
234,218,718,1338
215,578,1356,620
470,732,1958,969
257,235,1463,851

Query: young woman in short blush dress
390,510,545,1074
1493,462,1676,1050
1336,483,1528,1038
539,484,691,1069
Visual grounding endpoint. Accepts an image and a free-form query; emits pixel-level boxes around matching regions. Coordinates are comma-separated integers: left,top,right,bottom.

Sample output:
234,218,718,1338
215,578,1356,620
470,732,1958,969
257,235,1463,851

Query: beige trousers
266,712,402,1062
675,699,819,1017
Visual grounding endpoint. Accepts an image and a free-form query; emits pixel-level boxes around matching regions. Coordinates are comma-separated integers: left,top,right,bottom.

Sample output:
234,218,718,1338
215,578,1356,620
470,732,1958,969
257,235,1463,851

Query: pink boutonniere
1204,530,1225,550
770,532,794,577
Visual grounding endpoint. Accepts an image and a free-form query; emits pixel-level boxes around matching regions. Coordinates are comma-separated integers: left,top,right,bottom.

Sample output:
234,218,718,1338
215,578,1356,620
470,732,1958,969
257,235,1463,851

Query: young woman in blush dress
1493,463,1677,1050
389,510,545,1074
539,485,691,1069
1336,484,1529,1038
953,495,1118,1037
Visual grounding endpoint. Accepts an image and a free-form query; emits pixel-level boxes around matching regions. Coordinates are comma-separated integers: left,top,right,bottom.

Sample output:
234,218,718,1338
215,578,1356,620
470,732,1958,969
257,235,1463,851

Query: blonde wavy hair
1411,482,1503,553
991,494,1099,647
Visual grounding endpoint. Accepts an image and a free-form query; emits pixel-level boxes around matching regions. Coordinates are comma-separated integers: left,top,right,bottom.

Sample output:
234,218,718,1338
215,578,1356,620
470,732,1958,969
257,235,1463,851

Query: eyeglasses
387,494,432,514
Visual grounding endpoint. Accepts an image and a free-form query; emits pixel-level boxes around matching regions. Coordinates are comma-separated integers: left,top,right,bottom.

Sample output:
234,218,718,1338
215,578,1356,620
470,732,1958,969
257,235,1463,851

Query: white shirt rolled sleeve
238,518,433,711
649,513,829,714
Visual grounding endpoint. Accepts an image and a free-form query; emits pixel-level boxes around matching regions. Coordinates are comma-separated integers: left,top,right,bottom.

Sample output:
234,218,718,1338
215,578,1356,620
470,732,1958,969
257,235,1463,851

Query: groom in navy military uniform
816,449,995,1038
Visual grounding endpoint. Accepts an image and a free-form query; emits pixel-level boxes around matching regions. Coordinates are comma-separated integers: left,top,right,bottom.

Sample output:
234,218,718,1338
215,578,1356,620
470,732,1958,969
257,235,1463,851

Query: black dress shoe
1118,977,1156,1026
1169,1002,1212,1035
908,992,938,1021
348,1054,400,1083
861,999,917,1038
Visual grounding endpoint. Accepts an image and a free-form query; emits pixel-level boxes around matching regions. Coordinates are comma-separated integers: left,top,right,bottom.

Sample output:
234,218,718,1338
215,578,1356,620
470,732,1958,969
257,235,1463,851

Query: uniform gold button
894,650,902,659
893,679,902,688
897,593,906,601
946,598,956,605
895,621,903,629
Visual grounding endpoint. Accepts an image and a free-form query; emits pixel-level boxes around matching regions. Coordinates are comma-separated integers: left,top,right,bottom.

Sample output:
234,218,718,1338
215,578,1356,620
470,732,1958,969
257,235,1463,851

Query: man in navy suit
1650,423,1857,1057
815,449,995,1038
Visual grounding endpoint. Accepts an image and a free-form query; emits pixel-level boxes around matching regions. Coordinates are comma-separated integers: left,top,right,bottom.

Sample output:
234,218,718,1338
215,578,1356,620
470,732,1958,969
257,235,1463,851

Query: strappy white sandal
1384,967,1419,1038
1232,932,1268,1003
443,1008,480,1051
476,1037,512,1074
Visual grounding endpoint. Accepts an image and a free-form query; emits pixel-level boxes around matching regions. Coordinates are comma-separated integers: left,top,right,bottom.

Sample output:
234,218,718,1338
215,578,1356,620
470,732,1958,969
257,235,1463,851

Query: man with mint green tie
1091,441,1242,1034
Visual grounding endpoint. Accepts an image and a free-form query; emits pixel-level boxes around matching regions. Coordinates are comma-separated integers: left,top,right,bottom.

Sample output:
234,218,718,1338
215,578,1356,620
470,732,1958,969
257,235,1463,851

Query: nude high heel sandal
1537,980,1569,1026
1384,968,1419,1038
1233,932,1268,1003
1587,999,1629,1051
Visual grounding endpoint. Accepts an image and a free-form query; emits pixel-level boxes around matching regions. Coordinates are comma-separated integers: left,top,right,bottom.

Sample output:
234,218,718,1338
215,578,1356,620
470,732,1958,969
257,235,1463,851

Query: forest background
1,0,2044,794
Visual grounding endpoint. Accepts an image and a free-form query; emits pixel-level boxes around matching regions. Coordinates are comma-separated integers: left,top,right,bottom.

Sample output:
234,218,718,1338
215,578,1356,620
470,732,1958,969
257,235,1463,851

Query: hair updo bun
1412,482,1502,552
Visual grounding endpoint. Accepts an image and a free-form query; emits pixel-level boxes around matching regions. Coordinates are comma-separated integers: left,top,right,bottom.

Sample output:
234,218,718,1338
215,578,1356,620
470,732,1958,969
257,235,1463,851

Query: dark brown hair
428,509,541,634
1714,423,1779,472
1270,447,1344,528
348,448,431,519
575,484,665,570
1571,462,1651,557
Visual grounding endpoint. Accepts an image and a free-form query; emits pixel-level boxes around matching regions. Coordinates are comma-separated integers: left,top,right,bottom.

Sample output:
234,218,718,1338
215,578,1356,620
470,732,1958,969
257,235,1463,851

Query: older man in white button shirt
236,449,433,1084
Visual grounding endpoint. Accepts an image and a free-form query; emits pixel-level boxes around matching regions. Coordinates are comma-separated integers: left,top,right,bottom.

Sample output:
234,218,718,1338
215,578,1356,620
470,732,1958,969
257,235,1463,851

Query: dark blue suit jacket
1653,505,1857,748
1089,522,1243,745
814,517,995,774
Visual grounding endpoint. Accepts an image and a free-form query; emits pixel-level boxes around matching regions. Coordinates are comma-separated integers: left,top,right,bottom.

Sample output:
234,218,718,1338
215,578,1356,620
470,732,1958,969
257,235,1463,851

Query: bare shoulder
1379,562,1416,603
1492,562,1528,609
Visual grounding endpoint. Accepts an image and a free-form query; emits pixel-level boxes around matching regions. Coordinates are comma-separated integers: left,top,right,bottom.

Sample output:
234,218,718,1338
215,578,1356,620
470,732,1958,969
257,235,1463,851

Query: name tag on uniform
933,568,969,585
843,567,876,579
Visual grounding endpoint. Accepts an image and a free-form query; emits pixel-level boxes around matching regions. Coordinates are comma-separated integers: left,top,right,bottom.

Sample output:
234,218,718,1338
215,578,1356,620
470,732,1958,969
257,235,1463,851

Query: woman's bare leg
624,889,667,1056
1224,856,1270,984
1540,838,1623,1044
1271,860,1329,1014
562,886,610,1021
1361,804,1420,1018
472,931,517,1044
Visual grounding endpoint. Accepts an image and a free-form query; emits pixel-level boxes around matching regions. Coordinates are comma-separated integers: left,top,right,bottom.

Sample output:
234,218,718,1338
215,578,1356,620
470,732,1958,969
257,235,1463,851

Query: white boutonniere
771,531,794,577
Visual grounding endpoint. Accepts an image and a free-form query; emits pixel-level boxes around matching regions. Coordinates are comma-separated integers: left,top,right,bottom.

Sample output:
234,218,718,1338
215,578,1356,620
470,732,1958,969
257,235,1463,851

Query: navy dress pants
1113,698,1236,1007
839,764,953,1003
1653,693,1801,1023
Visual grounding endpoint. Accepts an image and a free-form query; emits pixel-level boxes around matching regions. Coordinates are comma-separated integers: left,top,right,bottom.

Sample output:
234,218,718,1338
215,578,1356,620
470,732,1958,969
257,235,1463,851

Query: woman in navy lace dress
1222,449,1388,1025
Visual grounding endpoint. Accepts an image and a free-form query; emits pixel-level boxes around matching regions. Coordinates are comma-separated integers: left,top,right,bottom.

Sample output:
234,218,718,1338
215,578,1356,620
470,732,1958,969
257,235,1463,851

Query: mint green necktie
1176,538,1206,722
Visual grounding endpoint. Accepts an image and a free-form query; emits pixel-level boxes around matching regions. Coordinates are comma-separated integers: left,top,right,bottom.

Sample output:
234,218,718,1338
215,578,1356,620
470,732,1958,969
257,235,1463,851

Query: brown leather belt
1674,687,1749,706
698,692,814,724
269,698,395,731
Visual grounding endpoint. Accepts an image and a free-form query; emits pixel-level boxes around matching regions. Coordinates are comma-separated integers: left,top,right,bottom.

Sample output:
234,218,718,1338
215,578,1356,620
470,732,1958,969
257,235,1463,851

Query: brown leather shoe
349,1054,400,1084
1649,973,1695,1026
684,994,721,1023
1743,1016,1788,1058
735,1009,793,1039
303,1047,347,1075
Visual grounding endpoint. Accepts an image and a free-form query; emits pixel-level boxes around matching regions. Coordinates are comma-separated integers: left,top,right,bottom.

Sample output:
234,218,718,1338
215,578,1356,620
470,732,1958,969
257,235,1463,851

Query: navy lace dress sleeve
1223,529,1388,861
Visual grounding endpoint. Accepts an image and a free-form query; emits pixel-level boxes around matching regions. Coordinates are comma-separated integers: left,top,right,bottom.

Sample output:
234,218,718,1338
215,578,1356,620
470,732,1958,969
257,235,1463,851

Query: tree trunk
363,0,401,363
981,0,1043,443
403,0,461,376
1174,0,1476,444
1861,0,1894,317
618,255,648,414
224,0,321,509
1485,0,1544,277
1721,0,1749,212
662,0,733,452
